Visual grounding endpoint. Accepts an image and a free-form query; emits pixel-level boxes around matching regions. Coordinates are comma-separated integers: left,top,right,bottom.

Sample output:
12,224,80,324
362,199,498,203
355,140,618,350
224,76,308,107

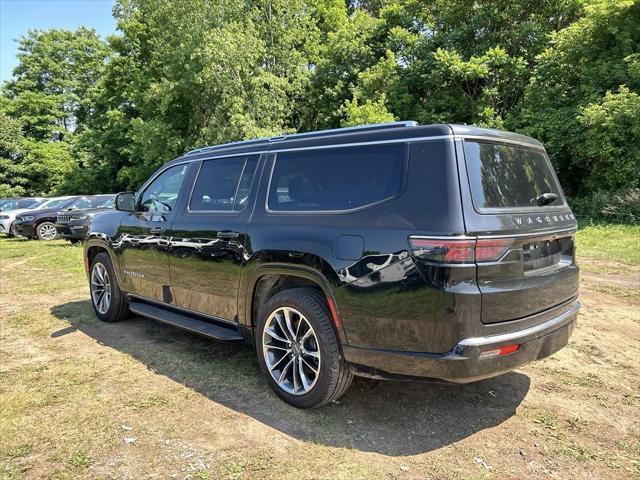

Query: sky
0,0,117,83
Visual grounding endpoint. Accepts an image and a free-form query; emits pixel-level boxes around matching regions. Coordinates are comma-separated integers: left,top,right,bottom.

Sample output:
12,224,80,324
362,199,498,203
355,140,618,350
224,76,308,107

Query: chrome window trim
410,227,576,241
459,135,545,151
476,227,577,239
172,134,543,165
145,133,547,214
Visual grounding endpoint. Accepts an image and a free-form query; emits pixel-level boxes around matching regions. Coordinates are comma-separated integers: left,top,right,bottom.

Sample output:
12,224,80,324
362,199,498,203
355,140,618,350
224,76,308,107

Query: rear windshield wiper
531,192,558,207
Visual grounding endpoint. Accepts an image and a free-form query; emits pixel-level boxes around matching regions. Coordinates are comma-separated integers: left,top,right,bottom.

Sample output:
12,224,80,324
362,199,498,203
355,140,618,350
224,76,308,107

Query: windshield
464,141,563,210
36,197,72,210
27,198,51,209
95,197,115,209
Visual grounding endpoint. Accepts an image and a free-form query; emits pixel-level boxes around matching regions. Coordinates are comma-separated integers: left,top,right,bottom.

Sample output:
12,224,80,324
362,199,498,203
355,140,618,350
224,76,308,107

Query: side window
19,199,36,208
189,156,258,212
68,198,93,210
268,144,405,212
139,164,189,213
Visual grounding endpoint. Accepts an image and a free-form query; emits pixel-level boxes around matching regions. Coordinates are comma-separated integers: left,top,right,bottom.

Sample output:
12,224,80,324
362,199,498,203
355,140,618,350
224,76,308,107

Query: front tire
36,221,58,241
90,252,129,322
7,222,16,237
256,288,353,408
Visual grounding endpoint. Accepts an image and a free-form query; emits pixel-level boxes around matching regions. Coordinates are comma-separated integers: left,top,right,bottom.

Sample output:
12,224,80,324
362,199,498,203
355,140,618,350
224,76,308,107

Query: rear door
457,138,579,324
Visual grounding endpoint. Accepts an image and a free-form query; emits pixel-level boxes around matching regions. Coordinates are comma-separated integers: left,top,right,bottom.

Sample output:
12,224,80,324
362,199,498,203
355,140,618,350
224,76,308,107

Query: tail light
409,236,514,264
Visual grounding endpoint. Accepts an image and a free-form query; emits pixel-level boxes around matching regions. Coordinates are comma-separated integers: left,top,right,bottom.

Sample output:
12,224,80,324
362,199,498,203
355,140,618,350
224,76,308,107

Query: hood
66,208,115,217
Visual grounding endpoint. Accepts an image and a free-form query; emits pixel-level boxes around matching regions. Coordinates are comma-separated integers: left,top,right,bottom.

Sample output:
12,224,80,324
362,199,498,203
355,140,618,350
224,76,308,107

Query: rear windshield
464,141,563,209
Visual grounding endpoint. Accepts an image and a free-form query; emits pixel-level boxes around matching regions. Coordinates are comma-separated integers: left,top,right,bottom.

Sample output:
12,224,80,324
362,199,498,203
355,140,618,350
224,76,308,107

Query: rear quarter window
268,144,405,212
464,141,564,210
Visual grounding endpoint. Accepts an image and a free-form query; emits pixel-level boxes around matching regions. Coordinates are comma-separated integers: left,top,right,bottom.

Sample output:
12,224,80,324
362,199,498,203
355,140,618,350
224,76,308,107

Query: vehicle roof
168,122,544,166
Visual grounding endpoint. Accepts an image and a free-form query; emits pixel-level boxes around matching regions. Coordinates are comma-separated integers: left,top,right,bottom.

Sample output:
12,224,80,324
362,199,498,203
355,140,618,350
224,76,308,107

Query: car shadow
51,300,531,456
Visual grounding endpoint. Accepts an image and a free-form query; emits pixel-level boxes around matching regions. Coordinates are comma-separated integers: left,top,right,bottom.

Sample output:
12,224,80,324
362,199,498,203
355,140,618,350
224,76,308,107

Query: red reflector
475,238,513,262
326,297,341,330
478,344,520,360
499,344,520,355
409,238,475,263
84,255,90,273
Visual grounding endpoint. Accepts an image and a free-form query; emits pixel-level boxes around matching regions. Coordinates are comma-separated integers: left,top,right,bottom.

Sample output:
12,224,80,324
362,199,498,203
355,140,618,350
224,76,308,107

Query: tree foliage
0,0,638,213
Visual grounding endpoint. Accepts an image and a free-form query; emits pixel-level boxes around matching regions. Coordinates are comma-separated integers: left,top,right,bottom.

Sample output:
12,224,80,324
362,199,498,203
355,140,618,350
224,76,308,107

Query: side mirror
115,192,136,212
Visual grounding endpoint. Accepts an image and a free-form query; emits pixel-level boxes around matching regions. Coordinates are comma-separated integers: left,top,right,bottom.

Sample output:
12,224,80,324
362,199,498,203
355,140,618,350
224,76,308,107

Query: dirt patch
1,240,639,479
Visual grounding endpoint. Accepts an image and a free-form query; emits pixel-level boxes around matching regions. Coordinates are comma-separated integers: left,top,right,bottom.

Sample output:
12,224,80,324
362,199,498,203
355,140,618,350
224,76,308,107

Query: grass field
1,226,639,479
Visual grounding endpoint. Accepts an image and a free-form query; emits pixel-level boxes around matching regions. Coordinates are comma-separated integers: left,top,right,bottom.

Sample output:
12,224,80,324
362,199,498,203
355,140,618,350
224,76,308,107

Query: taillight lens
475,238,513,262
409,238,475,263
409,237,514,264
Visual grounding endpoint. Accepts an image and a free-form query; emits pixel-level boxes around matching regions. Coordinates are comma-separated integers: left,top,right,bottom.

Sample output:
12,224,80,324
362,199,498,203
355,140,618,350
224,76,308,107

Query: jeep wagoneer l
83,122,580,408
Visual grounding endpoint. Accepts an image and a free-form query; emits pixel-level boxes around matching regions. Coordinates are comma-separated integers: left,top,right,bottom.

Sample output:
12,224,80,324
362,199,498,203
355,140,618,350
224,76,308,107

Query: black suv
15,195,114,241
55,195,116,243
84,122,580,408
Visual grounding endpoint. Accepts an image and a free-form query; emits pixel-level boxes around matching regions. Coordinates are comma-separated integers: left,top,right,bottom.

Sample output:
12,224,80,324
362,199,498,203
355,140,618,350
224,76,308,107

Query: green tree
3,28,110,140
347,0,582,126
0,110,26,197
82,0,319,191
513,0,640,195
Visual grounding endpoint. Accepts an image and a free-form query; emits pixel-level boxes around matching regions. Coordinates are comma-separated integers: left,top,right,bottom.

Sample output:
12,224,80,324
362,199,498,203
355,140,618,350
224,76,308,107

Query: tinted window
36,198,70,210
268,144,404,212
464,141,563,209
190,156,258,211
18,199,39,208
139,164,188,213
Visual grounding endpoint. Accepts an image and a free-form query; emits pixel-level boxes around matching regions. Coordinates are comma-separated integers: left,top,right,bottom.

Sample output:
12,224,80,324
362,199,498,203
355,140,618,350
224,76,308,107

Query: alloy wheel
91,263,112,314
262,306,321,395
38,223,57,240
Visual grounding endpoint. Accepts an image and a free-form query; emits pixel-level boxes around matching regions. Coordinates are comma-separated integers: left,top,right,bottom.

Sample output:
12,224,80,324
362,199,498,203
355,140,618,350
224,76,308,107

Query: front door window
139,164,189,214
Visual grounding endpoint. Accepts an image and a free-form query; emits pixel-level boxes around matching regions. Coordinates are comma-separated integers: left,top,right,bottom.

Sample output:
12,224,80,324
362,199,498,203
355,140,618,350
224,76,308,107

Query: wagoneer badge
123,269,145,278
512,213,575,227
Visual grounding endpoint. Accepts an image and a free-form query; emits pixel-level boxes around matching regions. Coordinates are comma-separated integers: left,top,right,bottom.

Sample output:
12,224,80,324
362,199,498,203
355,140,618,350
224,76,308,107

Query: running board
129,301,244,341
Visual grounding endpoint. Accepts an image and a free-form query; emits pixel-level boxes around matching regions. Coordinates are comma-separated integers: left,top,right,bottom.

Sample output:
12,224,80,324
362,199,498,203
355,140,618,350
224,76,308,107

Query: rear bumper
344,301,579,382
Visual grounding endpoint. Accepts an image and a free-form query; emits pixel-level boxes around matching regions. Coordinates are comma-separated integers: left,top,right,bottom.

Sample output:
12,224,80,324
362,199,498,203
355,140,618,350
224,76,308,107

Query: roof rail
184,136,273,156
183,121,418,156
271,121,418,142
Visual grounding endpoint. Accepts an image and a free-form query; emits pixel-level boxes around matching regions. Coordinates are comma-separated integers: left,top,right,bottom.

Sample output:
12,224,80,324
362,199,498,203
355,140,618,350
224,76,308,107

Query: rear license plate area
523,238,562,271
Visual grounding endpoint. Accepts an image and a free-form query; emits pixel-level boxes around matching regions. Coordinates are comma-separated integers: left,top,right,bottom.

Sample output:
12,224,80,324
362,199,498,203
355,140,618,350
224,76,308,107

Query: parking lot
1,227,639,479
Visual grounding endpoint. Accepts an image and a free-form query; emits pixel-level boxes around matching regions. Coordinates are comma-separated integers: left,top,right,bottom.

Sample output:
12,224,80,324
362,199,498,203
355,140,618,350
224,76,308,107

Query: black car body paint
84,123,579,383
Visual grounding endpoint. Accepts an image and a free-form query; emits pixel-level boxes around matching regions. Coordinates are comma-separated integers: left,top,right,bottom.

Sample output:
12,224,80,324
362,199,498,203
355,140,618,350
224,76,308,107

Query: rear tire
35,221,58,241
256,287,353,408
90,252,129,322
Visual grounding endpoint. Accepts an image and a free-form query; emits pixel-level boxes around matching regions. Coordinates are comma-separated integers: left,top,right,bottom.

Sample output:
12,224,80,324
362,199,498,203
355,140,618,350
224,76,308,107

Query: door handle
150,226,166,235
217,230,240,239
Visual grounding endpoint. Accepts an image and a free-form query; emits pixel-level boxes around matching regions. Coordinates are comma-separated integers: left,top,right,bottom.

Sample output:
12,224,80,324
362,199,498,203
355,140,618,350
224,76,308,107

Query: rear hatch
459,137,579,324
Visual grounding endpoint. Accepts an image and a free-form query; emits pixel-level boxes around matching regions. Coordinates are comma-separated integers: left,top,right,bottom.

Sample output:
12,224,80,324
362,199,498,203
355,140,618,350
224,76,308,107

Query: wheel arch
33,217,58,238
85,239,124,291
243,264,348,349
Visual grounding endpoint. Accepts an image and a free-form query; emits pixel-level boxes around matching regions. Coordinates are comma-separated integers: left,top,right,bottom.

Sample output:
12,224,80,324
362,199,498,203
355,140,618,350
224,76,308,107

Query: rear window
268,144,404,212
464,141,563,209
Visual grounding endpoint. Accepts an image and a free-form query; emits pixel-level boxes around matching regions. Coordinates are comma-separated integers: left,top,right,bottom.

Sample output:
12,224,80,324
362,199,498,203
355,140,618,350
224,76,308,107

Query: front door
116,163,191,302
168,154,260,321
